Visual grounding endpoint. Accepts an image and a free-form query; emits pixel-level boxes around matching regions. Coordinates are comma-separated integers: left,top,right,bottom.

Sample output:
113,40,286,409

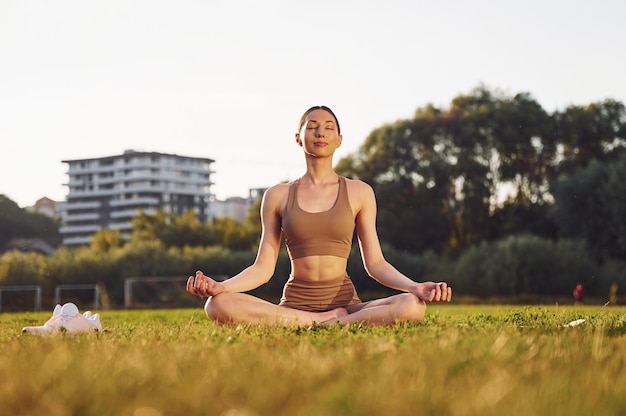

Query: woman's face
296,108,342,157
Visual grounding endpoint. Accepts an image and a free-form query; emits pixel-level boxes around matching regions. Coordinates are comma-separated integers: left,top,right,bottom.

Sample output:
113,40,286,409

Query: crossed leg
336,293,426,325
204,292,348,326
203,292,425,326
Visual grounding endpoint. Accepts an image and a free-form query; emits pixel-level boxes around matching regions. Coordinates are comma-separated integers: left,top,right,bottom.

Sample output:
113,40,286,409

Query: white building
208,188,267,223
60,150,215,247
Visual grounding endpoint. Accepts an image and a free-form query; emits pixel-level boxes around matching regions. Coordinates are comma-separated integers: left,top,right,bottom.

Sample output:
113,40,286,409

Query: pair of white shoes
22,302,103,335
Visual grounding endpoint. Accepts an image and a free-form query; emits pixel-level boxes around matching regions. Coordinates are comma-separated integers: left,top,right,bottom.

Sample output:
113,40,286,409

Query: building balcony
109,197,160,207
63,213,100,222
59,224,102,234
108,222,134,231
63,200,101,209
110,208,156,218
62,236,93,246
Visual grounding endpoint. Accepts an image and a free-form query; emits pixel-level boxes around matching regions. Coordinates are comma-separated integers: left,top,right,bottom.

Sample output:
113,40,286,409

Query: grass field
1,304,625,416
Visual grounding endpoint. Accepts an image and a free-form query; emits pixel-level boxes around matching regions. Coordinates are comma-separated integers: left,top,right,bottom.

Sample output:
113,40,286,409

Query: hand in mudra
186,270,225,298
413,282,452,302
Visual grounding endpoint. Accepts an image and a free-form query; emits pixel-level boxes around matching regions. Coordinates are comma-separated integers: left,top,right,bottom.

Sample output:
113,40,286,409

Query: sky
1,0,625,208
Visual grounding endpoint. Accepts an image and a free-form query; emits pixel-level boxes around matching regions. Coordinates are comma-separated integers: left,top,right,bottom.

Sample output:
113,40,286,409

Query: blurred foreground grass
1,304,625,416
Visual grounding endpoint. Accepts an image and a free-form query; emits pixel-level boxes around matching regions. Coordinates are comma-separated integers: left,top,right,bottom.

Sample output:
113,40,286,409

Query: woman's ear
295,133,302,146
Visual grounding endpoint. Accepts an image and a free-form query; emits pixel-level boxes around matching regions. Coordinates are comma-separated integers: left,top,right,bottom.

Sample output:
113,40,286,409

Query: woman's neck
301,156,337,185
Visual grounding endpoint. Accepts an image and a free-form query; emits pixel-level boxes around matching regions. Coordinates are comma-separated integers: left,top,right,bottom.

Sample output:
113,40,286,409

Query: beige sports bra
281,177,354,259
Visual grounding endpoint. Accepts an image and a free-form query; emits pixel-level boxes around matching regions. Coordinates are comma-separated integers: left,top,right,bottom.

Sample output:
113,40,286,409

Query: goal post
0,285,42,312
53,284,101,310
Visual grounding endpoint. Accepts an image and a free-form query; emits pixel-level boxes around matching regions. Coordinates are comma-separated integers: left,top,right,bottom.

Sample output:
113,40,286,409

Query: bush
452,234,597,299
0,250,47,285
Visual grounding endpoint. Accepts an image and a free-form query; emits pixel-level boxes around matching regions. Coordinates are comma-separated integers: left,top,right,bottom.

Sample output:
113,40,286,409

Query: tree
131,209,217,247
553,99,626,176
552,152,626,260
90,229,122,252
337,87,555,255
0,194,60,248
337,87,626,257
210,198,263,251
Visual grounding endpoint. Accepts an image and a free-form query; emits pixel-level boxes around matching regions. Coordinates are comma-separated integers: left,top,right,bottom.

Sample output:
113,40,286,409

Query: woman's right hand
186,270,226,298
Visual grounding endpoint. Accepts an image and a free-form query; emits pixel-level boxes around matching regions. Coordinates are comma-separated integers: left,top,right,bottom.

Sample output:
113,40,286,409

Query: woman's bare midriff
290,255,348,281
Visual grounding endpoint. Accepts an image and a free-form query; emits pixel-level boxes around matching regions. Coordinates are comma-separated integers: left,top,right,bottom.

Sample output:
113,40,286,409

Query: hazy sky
1,0,624,208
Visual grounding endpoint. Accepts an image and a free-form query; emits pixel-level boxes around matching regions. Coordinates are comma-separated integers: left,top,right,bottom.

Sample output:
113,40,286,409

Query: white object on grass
564,318,586,327
22,302,102,335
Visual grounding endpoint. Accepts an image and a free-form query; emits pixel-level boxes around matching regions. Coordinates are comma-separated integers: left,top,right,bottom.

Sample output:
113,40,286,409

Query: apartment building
60,150,215,247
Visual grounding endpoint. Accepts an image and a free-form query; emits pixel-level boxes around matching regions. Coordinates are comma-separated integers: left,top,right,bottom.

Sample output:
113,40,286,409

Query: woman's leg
321,293,426,326
204,292,347,326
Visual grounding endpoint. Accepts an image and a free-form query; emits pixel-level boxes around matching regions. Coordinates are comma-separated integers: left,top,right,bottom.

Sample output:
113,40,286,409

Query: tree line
336,86,626,259
1,86,625,306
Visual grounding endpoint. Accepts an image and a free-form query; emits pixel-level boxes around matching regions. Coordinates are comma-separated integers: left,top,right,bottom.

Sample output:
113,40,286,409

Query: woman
187,106,452,325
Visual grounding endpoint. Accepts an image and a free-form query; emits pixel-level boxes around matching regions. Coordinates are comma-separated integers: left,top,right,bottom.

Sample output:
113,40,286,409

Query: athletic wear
279,176,362,311
281,177,354,259
279,274,361,312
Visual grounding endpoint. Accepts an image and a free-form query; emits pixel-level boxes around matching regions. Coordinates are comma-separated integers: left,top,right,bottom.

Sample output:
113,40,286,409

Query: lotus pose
187,105,452,325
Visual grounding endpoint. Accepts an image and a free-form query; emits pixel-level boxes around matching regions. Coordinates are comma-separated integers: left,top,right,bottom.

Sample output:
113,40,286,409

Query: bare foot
318,307,348,325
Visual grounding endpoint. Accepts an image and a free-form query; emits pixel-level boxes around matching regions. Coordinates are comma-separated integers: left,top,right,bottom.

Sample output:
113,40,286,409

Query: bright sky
1,0,624,208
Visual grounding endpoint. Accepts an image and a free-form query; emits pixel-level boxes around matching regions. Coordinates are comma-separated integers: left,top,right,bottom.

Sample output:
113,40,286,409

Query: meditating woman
187,105,452,325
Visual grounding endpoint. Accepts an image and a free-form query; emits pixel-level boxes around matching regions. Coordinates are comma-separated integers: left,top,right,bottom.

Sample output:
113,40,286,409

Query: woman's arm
352,180,451,301
187,184,286,297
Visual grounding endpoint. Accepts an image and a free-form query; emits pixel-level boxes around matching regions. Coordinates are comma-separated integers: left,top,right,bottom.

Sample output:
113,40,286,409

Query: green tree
90,229,122,252
211,197,263,252
337,87,625,256
0,195,60,248
337,86,555,255
131,209,217,247
553,152,626,259
554,99,626,176
212,216,257,251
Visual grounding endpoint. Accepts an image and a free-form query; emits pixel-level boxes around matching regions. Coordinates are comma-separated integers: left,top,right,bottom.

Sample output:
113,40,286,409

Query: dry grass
1,305,625,415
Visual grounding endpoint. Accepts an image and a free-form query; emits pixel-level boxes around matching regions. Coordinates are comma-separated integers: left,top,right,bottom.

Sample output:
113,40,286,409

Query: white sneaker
22,302,103,335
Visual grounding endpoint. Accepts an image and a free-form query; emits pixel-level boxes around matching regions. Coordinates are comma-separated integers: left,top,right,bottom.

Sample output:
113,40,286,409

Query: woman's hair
298,105,341,135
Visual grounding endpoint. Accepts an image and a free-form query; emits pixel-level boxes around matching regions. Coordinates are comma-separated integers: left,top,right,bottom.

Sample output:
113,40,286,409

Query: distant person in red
573,283,584,306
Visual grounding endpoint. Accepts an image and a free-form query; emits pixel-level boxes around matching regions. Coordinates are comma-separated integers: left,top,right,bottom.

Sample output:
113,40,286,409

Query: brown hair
298,105,341,135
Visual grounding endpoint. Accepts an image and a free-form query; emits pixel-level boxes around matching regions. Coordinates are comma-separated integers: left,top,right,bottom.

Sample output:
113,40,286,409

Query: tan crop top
282,177,354,259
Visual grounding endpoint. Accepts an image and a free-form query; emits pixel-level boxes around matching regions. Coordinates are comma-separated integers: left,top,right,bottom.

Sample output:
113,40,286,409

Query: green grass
2,304,626,416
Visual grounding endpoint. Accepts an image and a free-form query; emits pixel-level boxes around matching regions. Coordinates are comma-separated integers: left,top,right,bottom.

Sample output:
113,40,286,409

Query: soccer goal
0,285,42,312
53,284,101,310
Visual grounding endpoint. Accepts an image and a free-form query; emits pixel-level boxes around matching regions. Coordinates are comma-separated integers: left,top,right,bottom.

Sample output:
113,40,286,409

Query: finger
428,284,439,302
428,286,436,302
187,276,200,296
438,282,447,302
202,279,211,297
186,276,195,293
194,271,207,289
439,285,450,302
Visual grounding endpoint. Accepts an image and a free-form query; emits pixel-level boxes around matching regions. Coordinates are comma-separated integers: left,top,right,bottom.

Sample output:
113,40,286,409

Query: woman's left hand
413,282,452,302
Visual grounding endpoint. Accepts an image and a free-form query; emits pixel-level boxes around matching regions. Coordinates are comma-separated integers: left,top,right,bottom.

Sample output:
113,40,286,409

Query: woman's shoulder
265,181,293,195
343,177,376,211
262,181,293,207
343,177,374,195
